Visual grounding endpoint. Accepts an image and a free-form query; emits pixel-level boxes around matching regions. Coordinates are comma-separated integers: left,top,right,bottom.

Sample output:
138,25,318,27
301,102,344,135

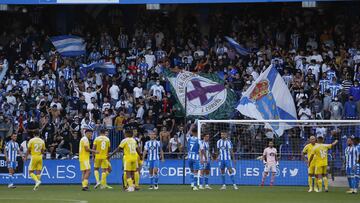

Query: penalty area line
0,197,88,203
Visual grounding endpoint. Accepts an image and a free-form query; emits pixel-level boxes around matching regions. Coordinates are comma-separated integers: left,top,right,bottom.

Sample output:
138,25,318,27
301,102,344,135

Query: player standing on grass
24,131,45,191
260,141,278,187
4,133,22,189
143,130,164,190
93,129,112,189
355,137,360,191
345,137,359,194
79,129,98,191
309,135,338,192
199,134,212,190
109,128,142,192
187,126,203,191
302,136,317,192
217,131,238,190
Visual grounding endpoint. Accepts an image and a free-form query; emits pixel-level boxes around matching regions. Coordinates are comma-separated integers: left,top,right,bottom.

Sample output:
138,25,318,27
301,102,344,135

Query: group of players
303,134,360,194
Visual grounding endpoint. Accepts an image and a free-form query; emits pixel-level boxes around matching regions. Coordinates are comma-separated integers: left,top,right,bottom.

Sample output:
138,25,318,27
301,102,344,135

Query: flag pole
182,85,187,185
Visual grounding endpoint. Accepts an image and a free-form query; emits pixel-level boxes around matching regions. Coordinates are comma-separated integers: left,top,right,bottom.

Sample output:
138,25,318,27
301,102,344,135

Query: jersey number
320,149,327,159
129,144,136,154
34,144,41,153
101,141,107,150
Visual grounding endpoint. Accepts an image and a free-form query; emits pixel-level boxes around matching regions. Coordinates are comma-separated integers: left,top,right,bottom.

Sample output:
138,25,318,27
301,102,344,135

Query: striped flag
50,35,86,57
80,62,116,76
225,36,250,56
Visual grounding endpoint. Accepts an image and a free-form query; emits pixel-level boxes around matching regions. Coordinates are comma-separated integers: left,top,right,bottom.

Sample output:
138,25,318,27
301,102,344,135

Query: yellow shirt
79,136,90,162
119,137,138,161
94,135,110,159
312,144,332,167
302,143,317,159
28,137,45,158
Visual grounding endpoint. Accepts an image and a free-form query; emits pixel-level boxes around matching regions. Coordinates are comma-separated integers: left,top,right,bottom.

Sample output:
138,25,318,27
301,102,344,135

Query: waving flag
50,35,86,57
80,62,116,76
236,65,297,136
165,69,237,119
225,36,250,56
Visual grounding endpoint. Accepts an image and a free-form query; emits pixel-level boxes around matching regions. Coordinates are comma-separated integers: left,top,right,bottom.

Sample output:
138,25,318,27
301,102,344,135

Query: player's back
120,137,138,161
28,137,45,158
313,144,331,166
187,137,200,160
94,135,110,159
201,141,211,162
217,139,232,160
79,136,90,161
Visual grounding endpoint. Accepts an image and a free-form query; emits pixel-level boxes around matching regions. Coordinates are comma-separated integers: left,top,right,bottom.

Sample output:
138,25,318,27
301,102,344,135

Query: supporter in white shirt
353,51,360,64
169,134,181,153
76,86,101,104
136,104,145,120
145,50,156,68
37,55,46,72
307,60,320,81
19,79,30,94
155,31,164,48
50,98,63,110
102,97,111,112
310,51,323,63
109,83,120,101
298,104,312,120
31,75,44,89
150,80,165,101
133,83,144,99
115,97,132,110
194,46,204,58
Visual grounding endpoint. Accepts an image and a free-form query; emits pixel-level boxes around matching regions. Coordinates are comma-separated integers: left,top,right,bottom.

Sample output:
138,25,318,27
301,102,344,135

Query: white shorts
264,164,277,173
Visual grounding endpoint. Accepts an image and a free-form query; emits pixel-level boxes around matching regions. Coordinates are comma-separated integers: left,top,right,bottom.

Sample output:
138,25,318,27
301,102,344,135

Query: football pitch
0,185,358,203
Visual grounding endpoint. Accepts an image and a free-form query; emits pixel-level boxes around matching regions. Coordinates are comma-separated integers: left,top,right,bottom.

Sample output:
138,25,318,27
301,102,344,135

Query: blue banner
0,159,307,185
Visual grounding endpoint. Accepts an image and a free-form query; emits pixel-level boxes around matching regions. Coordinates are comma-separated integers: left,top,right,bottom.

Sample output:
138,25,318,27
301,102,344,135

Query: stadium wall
0,159,307,185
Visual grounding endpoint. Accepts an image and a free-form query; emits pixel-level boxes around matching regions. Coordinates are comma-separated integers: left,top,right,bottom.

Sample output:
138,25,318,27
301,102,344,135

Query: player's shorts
79,160,91,171
29,156,43,171
188,159,200,170
124,158,138,172
7,161,18,169
148,160,160,169
219,160,233,170
94,158,109,169
356,164,360,176
315,165,327,175
346,167,355,176
264,164,277,173
202,162,211,170
308,164,316,175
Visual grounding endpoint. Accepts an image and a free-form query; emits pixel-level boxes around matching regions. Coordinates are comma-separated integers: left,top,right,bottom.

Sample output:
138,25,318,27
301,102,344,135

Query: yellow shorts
29,156,43,171
315,166,327,175
94,158,109,169
308,164,316,175
79,160,91,171
124,159,138,172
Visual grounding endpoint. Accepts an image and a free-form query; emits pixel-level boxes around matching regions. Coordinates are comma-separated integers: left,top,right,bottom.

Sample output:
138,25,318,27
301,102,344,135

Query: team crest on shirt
168,71,227,116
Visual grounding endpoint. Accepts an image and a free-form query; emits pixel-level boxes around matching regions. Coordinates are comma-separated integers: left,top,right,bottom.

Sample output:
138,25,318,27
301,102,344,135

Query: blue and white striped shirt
201,141,211,162
46,79,56,89
5,141,19,162
327,83,342,99
187,136,202,160
144,140,161,161
319,79,329,94
217,139,233,161
345,145,359,169
63,67,73,80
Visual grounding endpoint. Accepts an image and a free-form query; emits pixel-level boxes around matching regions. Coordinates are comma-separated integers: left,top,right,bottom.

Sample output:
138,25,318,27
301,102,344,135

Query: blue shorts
356,164,360,176
188,159,200,171
7,161,17,169
202,162,211,170
219,160,233,170
148,160,160,169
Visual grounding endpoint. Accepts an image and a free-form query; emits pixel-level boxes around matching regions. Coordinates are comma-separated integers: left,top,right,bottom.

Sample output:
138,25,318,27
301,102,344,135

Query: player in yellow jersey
93,129,112,189
302,135,317,192
134,129,143,190
309,135,338,192
24,131,45,191
79,129,98,191
109,128,142,192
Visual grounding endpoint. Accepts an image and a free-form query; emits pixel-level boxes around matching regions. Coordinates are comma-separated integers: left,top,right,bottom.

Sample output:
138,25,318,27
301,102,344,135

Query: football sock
37,175,41,181
199,175,203,186
190,173,194,185
194,175,199,186
270,173,275,185
150,176,154,185
134,171,140,187
323,177,328,190
230,173,235,184
101,172,107,186
317,178,323,191
355,176,359,188
261,173,266,185
348,177,353,189
30,173,38,182
82,179,88,188
204,175,209,185
9,174,14,185
221,174,226,185
123,173,128,187
127,178,134,187
308,176,313,190
94,170,100,184
154,174,159,185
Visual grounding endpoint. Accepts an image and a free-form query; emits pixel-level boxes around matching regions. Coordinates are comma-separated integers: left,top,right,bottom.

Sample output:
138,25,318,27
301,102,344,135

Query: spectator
329,97,343,120
169,134,182,158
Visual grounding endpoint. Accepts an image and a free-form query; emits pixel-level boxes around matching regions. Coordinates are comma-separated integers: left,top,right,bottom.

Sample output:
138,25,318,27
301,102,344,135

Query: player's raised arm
92,141,97,160
108,146,120,159
331,139,339,147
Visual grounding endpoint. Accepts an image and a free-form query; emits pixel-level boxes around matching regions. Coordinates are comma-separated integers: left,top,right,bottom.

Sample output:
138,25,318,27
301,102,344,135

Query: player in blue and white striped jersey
353,137,360,192
345,137,359,194
143,130,164,190
4,133,22,189
199,134,212,190
187,126,203,191
217,131,238,190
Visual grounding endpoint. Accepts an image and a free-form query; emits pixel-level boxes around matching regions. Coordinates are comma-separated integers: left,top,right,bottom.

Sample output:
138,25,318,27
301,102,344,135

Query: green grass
0,185,358,203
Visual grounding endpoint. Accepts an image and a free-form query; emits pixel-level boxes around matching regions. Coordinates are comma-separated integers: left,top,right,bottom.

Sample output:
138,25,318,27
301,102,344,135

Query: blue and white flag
80,62,116,76
236,65,297,136
50,35,86,57
225,36,250,56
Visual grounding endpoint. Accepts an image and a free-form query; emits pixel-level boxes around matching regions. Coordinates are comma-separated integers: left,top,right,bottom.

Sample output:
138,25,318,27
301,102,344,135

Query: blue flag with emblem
50,35,86,57
165,69,237,119
225,36,250,56
80,62,116,76
236,65,297,136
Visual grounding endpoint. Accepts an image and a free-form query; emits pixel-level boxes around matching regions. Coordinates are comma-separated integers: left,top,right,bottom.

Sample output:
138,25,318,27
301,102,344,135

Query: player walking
93,129,112,189
345,137,359,194
217,131,238,190
199,134,212,189
309,135,338,192
4,133,22,189
143,130,164,190
79,129,98,191
260,141,278,186
187,126,203,191
302,136,317,192
24,131,45,191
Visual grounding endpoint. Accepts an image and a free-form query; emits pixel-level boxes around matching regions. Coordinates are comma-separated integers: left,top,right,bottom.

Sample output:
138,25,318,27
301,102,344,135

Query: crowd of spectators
1,5,360,159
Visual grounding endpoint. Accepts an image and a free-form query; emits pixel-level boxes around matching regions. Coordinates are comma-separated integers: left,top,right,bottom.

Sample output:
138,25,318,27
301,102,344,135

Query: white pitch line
0,197,88,203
